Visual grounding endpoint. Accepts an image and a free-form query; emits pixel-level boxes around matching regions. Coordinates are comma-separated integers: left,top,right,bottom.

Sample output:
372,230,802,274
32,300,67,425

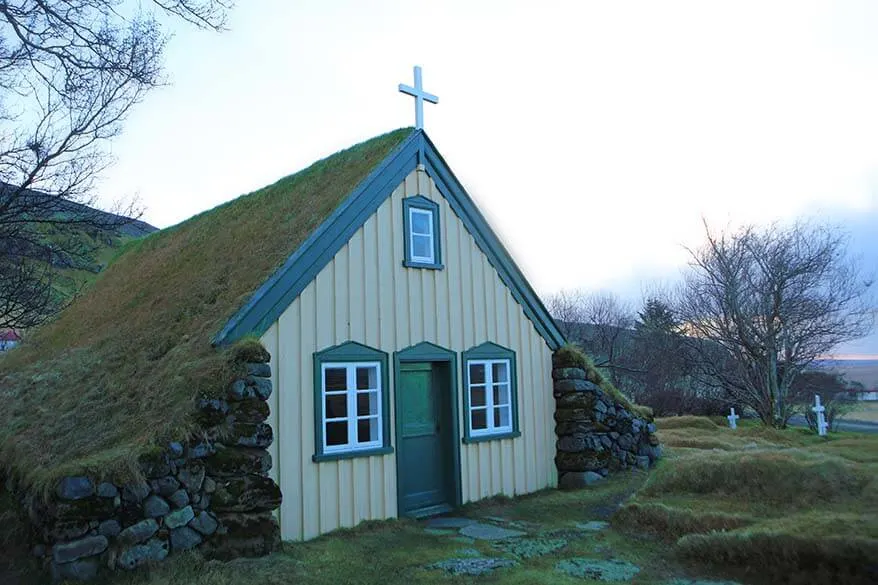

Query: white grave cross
398,65,439,130
727,407,740,430
812,394,829,436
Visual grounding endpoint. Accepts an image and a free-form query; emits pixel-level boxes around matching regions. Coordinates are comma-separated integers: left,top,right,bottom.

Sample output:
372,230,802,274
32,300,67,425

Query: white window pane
494,405,511,429
471,408,488,430
356,366,377,390
411,210,432,235
326,421,348,446
357,391,379,416
324,367,347,391
325,394,347,418
357,417,380,443
412,234,432,260
469,363,486,385
492,362,509,383
493,383,510,407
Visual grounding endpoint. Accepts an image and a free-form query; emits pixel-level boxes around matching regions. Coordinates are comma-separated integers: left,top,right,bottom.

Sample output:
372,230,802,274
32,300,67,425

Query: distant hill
1,183,158,305
815,359,878,390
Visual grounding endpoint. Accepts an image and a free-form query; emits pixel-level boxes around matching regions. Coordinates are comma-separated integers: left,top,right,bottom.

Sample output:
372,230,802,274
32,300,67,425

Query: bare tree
545,288,586,340
0,0,232,328
546,289,635,385
676,221,874,427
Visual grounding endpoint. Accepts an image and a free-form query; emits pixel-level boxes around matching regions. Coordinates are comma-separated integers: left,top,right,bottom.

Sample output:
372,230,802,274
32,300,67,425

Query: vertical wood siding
261,168,556,541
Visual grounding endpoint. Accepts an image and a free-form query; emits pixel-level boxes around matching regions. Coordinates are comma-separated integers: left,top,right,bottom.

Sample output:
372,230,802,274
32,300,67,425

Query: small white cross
727,408,740,430
812,394,828,436
398,65,439,130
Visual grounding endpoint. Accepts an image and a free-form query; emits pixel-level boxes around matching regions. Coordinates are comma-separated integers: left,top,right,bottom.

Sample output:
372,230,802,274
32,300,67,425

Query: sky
96,0,878,356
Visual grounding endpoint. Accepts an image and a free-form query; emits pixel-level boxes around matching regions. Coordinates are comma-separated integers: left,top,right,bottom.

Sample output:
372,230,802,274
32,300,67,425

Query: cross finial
398,65,438,130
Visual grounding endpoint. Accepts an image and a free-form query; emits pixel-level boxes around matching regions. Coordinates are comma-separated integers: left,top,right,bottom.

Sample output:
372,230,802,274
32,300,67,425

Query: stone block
211,474,282,513
635,456,650,470
248,376,272,400
118,518,159,546
232,422,273,449
168,442,185,457
555,420,604,436
151,476,180,498
164,506,195,529
177,465,206,492
205,447,271,477
56,477,94,501
168,488,190,509
53,535,108,564
143,495,170,518
556,436,588,453
52,558,99,582
552,367,587,381
188,441,216,459
189,511,219,536
246,362,271,377
205,512,280,560
96,482,118,499
196,398,230,427
553,408,592,423
229,400,270,424
98,519,121,537
203,476,217,494
647,423,657,434
558,471,604,489
553,379,599,394
555,450,611,473
116,538,169,570
555,392,597,409
122,479,151,503
228,379,256,400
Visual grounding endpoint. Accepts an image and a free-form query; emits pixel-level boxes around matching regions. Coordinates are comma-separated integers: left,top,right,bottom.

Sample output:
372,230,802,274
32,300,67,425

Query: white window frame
466,358,513,437
408,207,435,265
321,361,383,454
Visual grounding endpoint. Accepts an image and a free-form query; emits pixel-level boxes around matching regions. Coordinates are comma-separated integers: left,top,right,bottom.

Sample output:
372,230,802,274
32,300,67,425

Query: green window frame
402,195,443,270
312,341,393,462
461,342,521,443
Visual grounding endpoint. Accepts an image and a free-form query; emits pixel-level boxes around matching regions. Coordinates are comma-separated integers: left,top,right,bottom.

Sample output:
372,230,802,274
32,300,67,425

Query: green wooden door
398,362,453,515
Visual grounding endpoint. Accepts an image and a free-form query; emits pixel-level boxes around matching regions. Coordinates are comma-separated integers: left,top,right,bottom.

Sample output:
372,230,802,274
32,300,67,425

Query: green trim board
402,195,443,269
215,130,566,351
312,341,393,463
461,342,521,444
393,342,462,513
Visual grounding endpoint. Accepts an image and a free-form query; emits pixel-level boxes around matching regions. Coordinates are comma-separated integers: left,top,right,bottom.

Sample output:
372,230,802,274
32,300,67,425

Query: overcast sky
97,0,878,356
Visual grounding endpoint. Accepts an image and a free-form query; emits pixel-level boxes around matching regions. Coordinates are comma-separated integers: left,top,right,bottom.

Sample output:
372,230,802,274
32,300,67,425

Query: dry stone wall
8,355,281,582
552,354,662,489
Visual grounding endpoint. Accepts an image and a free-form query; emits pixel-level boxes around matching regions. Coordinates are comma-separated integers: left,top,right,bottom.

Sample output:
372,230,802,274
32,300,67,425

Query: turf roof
0,127,414,491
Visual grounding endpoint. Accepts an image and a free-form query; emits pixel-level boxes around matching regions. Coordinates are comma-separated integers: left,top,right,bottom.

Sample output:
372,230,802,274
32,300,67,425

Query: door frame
393,341,462,517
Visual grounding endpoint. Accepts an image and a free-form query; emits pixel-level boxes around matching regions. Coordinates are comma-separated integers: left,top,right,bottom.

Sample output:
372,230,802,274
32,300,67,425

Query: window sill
312,445,394,463
462,431,521,445
402,260,444,270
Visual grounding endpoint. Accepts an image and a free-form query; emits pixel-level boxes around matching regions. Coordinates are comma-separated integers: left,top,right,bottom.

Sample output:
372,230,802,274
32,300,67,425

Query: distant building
0,330,20,351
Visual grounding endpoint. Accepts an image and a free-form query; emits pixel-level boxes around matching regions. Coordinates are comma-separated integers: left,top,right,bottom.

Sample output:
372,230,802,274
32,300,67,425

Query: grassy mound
677,520,878,585
613,502,749,541
0,129,413,492
655,416,720,431
641,450,870,506
553,344,653,419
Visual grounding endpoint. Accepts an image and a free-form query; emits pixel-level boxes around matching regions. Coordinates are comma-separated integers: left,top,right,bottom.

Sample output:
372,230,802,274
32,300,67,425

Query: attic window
403,196,443,270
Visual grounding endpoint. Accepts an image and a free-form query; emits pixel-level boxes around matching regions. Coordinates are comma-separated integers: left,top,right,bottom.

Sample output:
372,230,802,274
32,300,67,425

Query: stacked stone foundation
7,354,282,582
553,355,662,489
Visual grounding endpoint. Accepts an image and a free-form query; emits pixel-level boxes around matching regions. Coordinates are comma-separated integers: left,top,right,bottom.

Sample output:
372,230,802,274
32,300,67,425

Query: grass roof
0,128,413,492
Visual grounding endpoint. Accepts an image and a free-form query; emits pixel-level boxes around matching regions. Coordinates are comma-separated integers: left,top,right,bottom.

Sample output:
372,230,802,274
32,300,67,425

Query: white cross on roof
398,66,438,130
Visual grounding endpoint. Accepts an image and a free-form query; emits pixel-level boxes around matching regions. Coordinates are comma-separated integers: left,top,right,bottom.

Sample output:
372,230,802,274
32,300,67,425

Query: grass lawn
3,419,876,584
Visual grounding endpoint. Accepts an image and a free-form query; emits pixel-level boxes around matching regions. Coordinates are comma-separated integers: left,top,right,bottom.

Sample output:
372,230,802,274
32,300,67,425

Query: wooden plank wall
261,168,556,541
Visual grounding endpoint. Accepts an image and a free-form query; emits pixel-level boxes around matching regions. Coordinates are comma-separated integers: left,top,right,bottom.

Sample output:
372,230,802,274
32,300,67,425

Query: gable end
216,131,566,350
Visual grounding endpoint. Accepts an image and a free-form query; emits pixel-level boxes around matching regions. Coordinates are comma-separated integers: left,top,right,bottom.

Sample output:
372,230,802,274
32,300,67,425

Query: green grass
0,128,413,492
611,416,878,584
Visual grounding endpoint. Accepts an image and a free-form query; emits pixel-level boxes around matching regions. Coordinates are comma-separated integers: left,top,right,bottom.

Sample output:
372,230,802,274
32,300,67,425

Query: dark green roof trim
215,129,566,351
213,129,419,345
420,134,566,350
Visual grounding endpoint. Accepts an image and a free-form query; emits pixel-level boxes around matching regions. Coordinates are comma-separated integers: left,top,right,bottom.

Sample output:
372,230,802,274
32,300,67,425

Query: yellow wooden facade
260,167,556,542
